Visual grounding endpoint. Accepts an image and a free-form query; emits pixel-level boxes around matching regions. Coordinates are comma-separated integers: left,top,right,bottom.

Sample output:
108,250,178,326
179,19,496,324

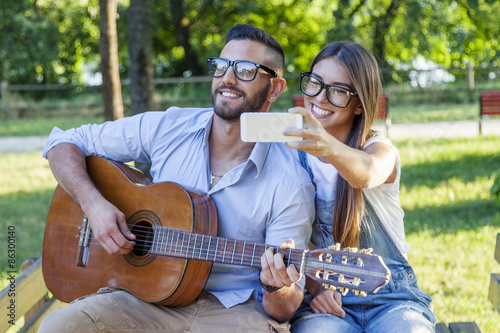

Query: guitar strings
79,225,346,272
80,225,366,272
79,227,370,290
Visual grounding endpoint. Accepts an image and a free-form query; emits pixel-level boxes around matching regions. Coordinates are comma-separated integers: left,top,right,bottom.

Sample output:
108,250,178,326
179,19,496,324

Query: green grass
0,117,104,137
389,102,479,123
1,135,500,332
398,136,500,331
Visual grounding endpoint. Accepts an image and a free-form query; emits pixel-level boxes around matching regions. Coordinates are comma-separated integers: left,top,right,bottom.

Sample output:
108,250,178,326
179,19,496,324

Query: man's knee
38,305,96,333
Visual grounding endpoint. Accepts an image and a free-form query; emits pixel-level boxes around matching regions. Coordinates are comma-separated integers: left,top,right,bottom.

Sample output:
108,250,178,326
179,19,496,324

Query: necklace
210,172,224,185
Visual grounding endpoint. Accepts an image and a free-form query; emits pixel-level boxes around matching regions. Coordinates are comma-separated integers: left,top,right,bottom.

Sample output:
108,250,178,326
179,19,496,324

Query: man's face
211,40,275,121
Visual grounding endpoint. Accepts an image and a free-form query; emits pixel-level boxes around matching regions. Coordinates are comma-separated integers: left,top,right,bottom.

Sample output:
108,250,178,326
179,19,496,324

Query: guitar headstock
304,244,391,296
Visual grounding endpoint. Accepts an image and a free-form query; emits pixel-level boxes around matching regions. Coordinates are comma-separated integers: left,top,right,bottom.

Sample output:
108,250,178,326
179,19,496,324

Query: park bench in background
479,91,500,135
293,93,391,137
0,258,65,332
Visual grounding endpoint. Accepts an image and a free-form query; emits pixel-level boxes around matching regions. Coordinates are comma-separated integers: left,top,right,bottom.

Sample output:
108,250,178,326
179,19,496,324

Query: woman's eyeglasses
300,72,358,108
207,57,278,81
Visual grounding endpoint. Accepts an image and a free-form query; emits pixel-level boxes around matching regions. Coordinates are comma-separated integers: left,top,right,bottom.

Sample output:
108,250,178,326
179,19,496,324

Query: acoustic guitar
42,156,391,306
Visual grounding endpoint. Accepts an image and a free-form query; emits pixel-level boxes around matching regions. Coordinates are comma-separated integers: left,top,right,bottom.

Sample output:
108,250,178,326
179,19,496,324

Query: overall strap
298,150,315,188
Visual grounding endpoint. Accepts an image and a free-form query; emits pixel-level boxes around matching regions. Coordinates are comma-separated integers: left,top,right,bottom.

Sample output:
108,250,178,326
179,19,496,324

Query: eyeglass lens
301,74,353,107
208,58,259,81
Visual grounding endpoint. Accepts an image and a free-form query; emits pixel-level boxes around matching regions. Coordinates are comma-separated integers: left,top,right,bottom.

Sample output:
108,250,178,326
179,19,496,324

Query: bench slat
448,321,481,333
0,258,48,332
480,91,500,116
18,297,66,333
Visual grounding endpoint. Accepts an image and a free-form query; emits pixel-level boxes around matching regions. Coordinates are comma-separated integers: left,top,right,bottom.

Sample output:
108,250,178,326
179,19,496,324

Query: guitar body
42,156,218,306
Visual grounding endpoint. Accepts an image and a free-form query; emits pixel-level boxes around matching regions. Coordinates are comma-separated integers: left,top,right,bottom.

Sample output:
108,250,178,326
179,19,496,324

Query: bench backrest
480,91,500,116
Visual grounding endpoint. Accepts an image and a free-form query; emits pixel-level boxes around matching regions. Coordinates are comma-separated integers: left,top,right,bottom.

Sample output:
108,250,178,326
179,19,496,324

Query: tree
128,0,154,115
99,0,124,121
326,0,500,70
127,0,154,177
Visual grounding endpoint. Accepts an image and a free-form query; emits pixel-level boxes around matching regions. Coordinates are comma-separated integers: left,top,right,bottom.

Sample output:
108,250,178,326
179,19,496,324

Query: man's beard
212,81,271,121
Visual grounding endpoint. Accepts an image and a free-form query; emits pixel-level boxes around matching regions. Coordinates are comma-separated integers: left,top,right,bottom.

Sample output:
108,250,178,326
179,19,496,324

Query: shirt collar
247,142,271,178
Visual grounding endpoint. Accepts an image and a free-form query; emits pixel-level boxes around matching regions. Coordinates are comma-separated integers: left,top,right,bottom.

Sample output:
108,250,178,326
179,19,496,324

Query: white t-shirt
306,135,409,256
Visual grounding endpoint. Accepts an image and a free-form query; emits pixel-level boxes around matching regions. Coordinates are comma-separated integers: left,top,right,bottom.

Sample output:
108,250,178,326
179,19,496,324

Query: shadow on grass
404,198,500,235
401,152,500,190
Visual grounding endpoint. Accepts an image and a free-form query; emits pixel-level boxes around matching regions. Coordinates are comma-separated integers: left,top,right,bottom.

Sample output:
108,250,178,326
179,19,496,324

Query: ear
354,102,363,115
268,77,287,103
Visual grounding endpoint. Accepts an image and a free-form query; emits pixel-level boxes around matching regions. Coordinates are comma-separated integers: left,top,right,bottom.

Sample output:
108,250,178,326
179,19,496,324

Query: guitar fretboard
151,226,305,270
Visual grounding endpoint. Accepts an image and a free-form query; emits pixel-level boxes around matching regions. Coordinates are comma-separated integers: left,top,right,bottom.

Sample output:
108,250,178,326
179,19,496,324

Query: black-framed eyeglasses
300,72,358,108
207,57,278,81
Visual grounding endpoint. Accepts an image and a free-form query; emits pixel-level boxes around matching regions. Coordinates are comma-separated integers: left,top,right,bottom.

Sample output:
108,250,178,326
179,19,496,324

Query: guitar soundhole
131,221,153,257
124,210,160,267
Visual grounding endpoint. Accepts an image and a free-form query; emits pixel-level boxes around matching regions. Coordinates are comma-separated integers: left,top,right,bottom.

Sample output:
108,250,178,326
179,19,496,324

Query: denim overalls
291,151,436,333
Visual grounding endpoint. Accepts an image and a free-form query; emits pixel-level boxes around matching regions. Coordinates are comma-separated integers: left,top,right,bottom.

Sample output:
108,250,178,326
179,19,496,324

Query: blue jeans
291,297,435,332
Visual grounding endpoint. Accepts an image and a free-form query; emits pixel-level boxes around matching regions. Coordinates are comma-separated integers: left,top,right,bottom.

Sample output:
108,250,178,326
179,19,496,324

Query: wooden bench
0,258,65,332
293,93,391,136
435,322,481,333
479,91,500,135
0,259,482,332
489,233,500,313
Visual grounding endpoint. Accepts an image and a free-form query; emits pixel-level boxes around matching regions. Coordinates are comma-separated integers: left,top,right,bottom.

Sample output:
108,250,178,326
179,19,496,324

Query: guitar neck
150,226,305,271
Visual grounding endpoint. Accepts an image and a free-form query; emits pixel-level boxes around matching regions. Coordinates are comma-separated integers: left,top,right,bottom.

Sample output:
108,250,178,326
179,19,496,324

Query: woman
284,42,436,332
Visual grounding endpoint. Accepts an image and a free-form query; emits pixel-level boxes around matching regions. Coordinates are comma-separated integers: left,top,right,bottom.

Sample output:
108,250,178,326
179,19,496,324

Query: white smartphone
240,112,303,142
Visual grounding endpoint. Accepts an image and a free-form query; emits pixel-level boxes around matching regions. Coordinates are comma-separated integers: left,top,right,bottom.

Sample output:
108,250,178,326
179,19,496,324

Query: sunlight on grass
0,152,56,195
397,136,500,332
407,225,500,331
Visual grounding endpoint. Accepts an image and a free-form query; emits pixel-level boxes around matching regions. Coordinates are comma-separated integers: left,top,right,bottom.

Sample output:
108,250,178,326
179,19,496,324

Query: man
38,24,314,332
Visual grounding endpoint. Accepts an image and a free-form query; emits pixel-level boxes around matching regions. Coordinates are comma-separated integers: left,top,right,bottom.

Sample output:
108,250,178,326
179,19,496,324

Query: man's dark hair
225,24,285,75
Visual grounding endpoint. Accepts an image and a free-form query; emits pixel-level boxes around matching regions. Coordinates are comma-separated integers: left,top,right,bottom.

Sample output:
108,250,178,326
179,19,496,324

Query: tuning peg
338,287,349,296
322,283,336,291
359,248,373,254
328,243,341,251
354,290,367,297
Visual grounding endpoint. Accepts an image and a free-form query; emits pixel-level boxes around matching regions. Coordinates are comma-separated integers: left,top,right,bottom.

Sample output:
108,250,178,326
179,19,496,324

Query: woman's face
304,57,362,141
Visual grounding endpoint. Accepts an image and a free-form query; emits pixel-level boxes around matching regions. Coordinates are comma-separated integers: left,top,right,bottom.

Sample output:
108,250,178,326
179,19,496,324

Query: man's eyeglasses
300,72,358,108
207,57,278,81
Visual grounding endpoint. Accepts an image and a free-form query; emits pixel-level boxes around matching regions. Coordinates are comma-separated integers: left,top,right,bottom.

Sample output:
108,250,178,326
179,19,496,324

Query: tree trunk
99,0,124,121
372,0,401,69
128,0,153,178
169,0,204,76
128,0,153,115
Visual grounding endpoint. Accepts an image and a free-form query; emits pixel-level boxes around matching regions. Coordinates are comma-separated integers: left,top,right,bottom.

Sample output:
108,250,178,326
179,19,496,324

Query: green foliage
1,0,500,85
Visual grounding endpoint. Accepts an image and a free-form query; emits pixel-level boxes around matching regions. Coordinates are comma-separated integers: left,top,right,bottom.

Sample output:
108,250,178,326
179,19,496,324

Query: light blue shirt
43,107,314,308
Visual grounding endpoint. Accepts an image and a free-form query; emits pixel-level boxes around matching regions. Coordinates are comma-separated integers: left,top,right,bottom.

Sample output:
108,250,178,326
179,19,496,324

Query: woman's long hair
309,42,382,248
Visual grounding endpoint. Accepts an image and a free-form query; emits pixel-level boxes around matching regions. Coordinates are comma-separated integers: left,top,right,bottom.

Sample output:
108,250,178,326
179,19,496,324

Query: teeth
221,91,239,98
313,104,332,117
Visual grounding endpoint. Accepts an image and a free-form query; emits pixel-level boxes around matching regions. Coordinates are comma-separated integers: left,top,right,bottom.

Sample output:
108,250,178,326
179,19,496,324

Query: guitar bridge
77,216,91,267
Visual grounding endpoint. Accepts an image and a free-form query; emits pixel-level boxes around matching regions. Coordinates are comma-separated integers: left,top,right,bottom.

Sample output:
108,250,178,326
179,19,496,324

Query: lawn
1,135,500,332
